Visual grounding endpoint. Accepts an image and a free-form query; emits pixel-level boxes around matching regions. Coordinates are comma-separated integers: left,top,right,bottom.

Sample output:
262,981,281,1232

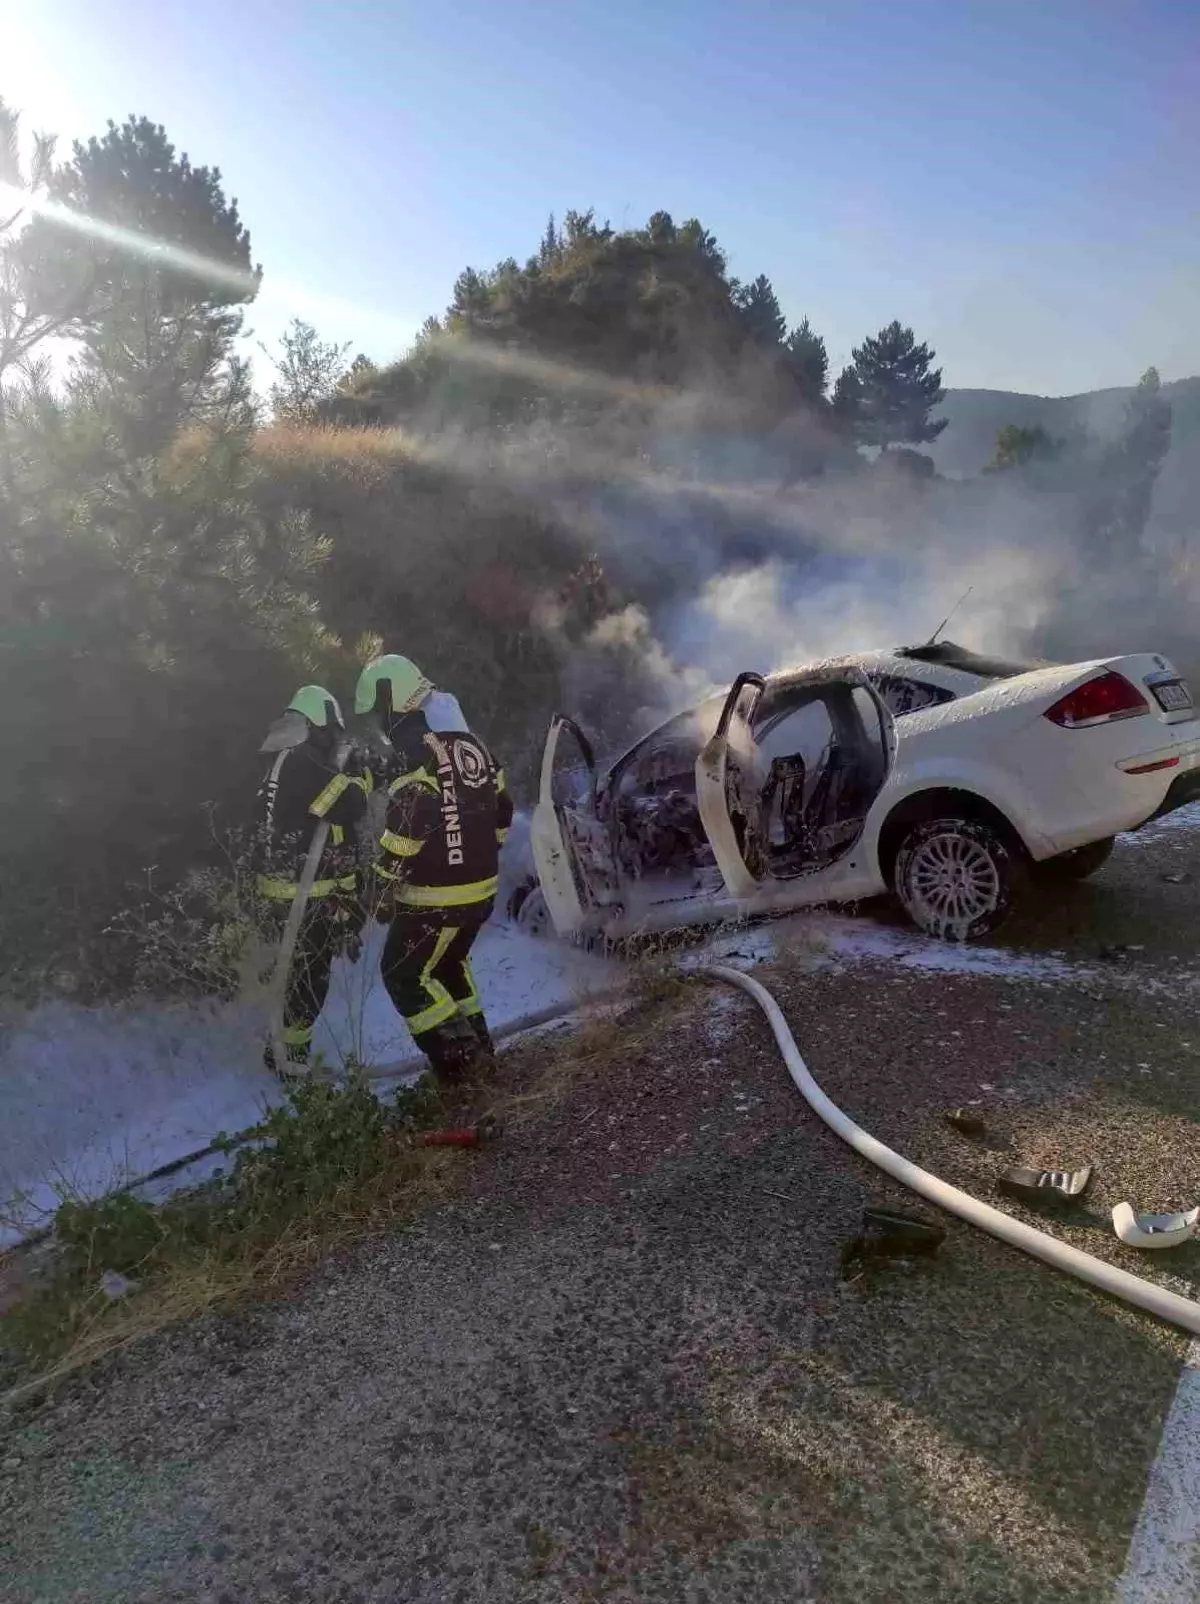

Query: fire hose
265,736,353,1075
8,950,1199,1339
703,964,1200,1338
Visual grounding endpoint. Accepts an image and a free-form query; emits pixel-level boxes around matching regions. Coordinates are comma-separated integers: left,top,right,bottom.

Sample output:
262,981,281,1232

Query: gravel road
3,814,1199,1604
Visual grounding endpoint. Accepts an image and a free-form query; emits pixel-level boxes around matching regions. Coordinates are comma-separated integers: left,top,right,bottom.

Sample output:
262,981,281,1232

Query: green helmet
354,655,433,718
260,685,344,752
288,685,344,729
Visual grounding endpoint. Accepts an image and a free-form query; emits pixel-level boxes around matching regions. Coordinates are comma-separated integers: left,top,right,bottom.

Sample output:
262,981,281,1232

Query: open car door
529,716,621,939
696,665,897,898
695,673,769,898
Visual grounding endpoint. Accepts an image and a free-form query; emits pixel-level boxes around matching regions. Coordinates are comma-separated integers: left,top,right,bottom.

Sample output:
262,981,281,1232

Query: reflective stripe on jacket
254,744,372,901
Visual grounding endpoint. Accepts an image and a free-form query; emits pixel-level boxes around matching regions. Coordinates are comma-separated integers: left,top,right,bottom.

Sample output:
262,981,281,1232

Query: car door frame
529,714,621,939
696,664,897,901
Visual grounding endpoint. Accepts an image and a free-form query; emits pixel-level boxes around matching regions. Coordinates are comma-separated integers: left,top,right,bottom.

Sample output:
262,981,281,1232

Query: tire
1031,836,1115,884
894,817,1020,941
509,880,552,938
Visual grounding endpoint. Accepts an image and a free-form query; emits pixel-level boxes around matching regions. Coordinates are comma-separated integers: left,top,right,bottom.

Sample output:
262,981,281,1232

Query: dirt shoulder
3,829,1199,1604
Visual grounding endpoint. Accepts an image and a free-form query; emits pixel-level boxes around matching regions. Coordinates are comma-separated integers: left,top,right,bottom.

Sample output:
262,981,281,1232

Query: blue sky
4,0,1197,395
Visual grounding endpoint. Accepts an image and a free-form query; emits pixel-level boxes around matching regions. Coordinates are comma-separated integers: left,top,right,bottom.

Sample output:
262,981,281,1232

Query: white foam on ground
0,1000,272,1245
678,923,778,972
1120,800,1200,847
310,916,619,1071
0,919,618,1246
4,793,1197,1242
1118,1340,1200,1603
806,917,1091,983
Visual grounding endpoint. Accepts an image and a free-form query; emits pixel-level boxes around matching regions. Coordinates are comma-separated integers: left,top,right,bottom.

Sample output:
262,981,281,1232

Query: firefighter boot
418,1021,472,1083
263,1032,311,1084
263,1040,311,1084
461,1013,498,1078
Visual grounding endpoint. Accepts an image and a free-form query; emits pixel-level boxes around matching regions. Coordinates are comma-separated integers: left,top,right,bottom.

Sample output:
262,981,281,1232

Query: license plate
1151,680,1193,712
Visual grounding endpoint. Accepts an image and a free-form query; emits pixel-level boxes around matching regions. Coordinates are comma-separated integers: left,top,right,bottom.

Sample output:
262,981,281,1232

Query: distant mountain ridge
929,376,1199,539
931,375,1200,476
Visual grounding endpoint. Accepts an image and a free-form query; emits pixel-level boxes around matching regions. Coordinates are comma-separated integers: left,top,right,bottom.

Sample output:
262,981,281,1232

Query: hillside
932,376,1200,476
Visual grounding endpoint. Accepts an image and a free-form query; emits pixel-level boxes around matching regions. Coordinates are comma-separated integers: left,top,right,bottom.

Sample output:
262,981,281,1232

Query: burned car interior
751,682,889,875
554,674,892,912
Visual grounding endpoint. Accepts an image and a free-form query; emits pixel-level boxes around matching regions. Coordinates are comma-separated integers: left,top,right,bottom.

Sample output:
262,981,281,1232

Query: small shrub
221,1069,415,1230
54,1194,169,1279
0,1069,446,1393
105,823,276,1002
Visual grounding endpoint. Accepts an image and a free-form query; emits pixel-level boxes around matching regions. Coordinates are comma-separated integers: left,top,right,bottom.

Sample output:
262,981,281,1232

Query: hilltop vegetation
0,97,1187,988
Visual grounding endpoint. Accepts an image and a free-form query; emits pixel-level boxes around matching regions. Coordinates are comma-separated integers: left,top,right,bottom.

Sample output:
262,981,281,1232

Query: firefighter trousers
379,905,491,1043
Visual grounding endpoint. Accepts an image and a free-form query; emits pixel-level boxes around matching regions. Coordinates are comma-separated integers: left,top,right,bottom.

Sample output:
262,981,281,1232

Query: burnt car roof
894,640,1049,679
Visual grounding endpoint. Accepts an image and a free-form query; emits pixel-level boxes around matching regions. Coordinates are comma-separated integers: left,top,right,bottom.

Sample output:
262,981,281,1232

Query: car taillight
1044,672,1149,729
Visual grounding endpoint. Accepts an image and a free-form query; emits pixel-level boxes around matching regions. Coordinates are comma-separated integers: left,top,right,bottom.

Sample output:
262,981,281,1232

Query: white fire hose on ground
266,737,353,1075
9,938,1197,1343
703,964,1200,1339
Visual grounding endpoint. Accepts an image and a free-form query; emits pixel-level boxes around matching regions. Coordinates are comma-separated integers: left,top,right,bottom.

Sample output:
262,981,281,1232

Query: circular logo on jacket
453,739,489,788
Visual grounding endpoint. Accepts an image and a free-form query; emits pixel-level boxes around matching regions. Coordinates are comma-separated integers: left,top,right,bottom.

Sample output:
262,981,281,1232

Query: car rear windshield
895,640,1049,680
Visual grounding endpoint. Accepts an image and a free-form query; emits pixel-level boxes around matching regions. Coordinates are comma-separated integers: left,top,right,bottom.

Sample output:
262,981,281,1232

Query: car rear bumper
1021,721,1200,855
1147,768,1200,822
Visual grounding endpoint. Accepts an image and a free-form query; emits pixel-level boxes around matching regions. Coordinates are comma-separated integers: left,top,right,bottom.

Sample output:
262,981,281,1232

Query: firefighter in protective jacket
255,685,371,1075
355,655,513,1079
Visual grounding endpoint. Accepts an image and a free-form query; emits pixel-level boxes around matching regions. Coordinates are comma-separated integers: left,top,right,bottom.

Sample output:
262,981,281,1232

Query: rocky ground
3,814,1199,1603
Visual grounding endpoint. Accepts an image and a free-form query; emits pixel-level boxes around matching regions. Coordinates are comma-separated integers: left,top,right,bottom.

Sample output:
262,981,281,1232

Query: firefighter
354,655,513,1080
255,685,372,1078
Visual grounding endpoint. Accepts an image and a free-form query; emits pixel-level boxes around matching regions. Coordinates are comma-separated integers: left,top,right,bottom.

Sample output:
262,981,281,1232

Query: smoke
404,349,1196,747
548,425,1195,732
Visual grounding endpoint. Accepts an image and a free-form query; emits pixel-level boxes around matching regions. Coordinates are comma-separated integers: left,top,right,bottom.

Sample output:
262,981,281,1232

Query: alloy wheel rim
908,831,1000,927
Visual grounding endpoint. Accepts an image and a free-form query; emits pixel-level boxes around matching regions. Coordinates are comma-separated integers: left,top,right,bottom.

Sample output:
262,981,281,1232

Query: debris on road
1112,1201,1200,1249
944,1107,988,1139
998,1164,1093,1204
840,1205,947,1274
1098,942,1147,961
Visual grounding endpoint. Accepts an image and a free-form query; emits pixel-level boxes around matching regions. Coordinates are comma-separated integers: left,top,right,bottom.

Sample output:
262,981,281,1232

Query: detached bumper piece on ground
943,1107,988,1139
840,1206,947,1275
997,1164,1093,1204
1112,1201,1200,1249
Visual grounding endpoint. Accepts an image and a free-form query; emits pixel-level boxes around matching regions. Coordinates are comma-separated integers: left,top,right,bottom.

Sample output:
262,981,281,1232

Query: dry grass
1,1143,461,1408
254,420,418,474
480,958,693,1133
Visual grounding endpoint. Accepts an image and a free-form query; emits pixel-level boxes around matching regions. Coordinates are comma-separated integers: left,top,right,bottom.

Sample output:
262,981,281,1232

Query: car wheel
509,880,552,938
894,818,1019,941
1032,836,1115,884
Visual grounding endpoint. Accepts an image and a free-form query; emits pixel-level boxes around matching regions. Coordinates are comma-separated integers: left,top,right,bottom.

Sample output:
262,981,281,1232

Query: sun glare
0,178,260,296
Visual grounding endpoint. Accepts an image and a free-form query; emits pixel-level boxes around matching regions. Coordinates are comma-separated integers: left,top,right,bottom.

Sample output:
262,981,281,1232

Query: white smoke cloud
418,371,1196,745
671,541,1055,687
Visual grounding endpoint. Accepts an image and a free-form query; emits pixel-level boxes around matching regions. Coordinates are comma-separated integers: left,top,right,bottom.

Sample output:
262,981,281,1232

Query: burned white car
518,648,1200,943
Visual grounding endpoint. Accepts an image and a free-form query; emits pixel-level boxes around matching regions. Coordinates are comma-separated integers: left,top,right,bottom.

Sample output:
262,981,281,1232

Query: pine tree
24,116,262,458
986,423,1064,472
785,317,829,398
849,320,946,451
540,212,559,264
736,274,787,347
264,319,351,424
1090,367,1173,554
830,364,863,433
